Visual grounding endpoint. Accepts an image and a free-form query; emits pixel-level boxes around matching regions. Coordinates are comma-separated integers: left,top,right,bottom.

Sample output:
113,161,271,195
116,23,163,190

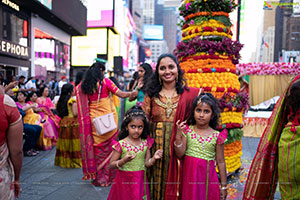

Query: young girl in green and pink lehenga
175,93,228,200
108,106,163,200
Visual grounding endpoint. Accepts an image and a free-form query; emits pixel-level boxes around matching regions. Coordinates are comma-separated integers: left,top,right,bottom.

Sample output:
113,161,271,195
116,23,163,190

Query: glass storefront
0,5,30,81
2,7,29,47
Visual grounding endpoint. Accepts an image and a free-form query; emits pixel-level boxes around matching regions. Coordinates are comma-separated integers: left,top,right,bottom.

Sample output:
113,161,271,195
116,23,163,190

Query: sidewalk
19,137,280,200
20,148,110,200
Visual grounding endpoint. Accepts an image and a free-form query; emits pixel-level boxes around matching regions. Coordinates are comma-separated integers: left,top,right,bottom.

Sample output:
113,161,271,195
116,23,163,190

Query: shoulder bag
92,82,117,135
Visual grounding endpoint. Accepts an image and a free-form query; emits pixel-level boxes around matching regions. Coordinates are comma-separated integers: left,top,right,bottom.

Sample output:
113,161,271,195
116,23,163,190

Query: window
2,8,29,47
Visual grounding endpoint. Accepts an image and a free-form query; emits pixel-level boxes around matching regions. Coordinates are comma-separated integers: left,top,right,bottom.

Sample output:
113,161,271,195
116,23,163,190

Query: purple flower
185,3,191,10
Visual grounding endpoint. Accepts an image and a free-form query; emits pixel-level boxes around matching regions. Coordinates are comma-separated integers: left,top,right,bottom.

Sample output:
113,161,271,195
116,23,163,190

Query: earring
159,77,162,85
176,75,178,82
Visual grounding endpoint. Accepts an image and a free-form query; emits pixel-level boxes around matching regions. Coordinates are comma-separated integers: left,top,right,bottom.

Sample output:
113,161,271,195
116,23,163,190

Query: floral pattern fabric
183,125,226,160
112,137,153,172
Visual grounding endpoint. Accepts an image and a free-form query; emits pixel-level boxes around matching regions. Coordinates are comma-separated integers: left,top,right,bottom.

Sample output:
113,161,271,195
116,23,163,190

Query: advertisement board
108,29,120,69
87,0,113,27
37,0,52,10
71,28,107,66
143,25,164,40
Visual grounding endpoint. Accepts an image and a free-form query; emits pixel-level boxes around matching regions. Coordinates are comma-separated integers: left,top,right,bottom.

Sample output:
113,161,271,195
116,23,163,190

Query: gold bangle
116,160,120,168
174,141,183,148
220,186,227,190
148,158,152,164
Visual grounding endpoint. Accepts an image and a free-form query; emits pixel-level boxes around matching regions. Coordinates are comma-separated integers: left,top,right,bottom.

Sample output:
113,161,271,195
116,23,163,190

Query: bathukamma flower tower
174,0,247,174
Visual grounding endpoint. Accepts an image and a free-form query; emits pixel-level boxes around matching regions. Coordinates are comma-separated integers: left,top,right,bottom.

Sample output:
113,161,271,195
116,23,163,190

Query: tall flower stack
175,0,248,174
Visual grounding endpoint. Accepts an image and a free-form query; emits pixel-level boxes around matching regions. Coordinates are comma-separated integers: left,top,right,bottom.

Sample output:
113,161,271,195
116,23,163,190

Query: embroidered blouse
142,94,180,122
182,125,227,161
112,137,154,171
88,78,119,102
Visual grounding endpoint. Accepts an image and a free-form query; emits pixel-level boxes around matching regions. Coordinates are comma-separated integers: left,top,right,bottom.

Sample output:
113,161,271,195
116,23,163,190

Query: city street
19,136,281,200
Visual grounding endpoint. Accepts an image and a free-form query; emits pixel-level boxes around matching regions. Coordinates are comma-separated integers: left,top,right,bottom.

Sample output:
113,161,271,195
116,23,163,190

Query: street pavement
19,137,280,200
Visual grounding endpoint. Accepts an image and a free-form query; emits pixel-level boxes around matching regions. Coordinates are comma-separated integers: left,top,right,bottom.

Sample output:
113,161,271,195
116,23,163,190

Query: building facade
143,0,155,24
0,0,87,83
148,40,169,62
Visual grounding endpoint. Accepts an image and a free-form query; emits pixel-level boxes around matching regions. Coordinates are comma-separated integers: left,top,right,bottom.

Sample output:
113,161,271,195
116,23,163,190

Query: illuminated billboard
87,0,113,27
71,28,107,66
108,29,120,69
143,25,164,40
37,0,52,10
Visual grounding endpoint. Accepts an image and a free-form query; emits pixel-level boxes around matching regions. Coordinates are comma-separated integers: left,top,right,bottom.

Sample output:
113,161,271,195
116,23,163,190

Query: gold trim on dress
154,97,178,119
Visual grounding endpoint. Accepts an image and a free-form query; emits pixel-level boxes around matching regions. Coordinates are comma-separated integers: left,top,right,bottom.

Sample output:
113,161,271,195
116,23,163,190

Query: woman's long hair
75,71,84,86
56,83,74,118
16,91,27,102
286,80,300,122
185,93,220,130
81,62,104,95
39,86,48,97
139,63,153,93
146,53,188,98
128,71,139,91
26,92,37,102
119,106,150,140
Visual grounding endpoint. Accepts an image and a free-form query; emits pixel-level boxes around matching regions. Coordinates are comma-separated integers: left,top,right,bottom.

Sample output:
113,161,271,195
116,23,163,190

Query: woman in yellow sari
15,92,41,125
76,62,137,186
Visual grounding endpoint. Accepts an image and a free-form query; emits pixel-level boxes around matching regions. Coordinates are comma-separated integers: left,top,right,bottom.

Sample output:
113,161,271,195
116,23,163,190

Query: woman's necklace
155,89,178,118
127,137,142,147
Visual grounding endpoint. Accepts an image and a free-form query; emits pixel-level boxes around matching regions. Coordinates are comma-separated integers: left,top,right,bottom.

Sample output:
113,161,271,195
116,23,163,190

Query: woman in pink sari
36,87,60,139
76,62,137,186
27,92,58,150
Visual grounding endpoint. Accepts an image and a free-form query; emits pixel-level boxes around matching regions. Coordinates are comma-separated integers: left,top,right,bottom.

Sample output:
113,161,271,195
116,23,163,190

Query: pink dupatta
75,83,97,180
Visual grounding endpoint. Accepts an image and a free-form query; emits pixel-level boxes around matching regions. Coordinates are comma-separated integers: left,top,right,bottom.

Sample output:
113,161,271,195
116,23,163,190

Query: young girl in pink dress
175,93,228,200
108,106,163,200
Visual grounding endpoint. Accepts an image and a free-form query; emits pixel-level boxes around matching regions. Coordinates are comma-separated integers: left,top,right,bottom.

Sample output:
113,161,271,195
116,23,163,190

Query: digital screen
87,0,113,27
143,25,164,40
71,28,107,66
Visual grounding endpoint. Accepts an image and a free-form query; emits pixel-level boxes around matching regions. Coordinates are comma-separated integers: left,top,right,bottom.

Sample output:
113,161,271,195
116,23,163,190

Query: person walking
76,62,137,186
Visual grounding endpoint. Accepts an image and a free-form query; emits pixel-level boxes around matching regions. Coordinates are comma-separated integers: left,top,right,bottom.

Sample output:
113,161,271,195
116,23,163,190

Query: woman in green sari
243,74,300,200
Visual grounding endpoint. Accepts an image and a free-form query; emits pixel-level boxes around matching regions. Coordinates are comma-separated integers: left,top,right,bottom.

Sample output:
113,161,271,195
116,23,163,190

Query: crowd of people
0,53,299,200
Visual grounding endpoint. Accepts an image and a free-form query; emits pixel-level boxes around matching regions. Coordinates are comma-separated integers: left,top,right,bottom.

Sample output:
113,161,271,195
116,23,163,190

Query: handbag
92,82,117,135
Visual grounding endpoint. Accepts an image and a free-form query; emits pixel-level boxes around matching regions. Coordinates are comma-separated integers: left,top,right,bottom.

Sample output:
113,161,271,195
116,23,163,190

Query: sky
239,0,264,63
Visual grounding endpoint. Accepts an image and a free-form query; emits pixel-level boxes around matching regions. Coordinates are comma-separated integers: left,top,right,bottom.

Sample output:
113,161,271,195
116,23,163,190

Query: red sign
145,48,152,57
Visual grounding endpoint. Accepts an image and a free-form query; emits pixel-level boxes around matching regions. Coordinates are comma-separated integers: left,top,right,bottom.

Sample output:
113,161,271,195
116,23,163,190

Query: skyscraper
143,0,155,24
163,0,181,53
128,0,144,38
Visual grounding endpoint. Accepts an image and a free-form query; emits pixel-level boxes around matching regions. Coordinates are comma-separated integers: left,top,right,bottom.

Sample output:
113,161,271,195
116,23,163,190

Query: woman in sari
76,62,137,186
27,92,57,150
55,84,81,168
243,74,300,200
37,87,60,139
0,91,23,200
142,54,201,200
15,92,41,125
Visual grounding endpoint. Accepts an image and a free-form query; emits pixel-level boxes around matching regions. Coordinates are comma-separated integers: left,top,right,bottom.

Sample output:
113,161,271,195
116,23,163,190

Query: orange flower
185,11,229,21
